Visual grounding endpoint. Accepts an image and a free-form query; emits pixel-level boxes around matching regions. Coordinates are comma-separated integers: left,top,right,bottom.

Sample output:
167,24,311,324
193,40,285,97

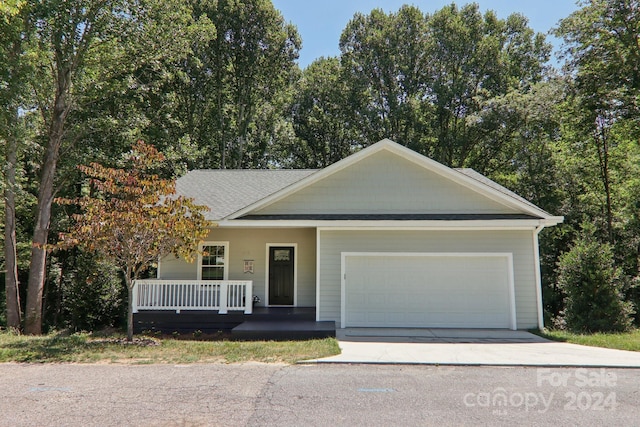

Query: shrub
557,233,634,332
46,250,125,332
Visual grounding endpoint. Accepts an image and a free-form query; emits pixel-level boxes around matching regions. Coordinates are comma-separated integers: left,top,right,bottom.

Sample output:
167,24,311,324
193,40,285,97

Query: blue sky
271,0,580,68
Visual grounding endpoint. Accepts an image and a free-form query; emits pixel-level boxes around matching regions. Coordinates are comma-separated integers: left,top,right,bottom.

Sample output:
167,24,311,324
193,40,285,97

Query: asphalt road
0,363,638,426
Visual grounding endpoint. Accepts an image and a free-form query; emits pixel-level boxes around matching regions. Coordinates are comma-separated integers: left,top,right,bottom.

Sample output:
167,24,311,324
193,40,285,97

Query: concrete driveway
308,328,640,367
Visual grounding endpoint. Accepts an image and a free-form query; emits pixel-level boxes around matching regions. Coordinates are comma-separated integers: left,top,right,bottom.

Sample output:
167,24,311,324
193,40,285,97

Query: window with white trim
198,242,229,280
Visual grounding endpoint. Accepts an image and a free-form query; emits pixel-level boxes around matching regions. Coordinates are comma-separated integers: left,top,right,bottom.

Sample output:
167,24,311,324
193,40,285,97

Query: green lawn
0,330,340,364
535,329,640,352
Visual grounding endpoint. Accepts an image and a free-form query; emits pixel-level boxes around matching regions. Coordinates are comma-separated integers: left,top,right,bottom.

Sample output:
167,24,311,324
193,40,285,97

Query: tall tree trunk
4,111,21,329
595,117,614,243
24,78,69,335
125,266,134,341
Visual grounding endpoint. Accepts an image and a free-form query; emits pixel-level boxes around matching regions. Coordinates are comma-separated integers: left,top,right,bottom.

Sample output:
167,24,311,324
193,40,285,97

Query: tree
466,80,570,319
557,227,634,332
285,57,359,168
0,0,33,329
425,4,550,167
337,3,551,167
555,0,640,119
22,0,134,334
210,0,300,169
339,5,430,150
20,0,204,334
555,0,640,284
56,141,210,340
139,0,301,170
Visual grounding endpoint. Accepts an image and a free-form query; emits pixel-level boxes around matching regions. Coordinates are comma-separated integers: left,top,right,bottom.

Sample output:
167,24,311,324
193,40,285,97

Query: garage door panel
344,254,513,329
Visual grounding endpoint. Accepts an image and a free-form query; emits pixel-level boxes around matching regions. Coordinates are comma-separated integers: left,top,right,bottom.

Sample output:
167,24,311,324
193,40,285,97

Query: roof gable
249,149,519,216
230,139,557,221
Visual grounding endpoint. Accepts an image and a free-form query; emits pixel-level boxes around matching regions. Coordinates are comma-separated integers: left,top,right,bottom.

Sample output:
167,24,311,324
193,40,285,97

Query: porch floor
134,307,336,340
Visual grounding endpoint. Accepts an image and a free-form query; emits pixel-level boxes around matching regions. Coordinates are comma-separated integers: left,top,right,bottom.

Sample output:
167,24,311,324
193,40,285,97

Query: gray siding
255,151,518,215
318,229,538,329
159,228,316,307
159,254,198,280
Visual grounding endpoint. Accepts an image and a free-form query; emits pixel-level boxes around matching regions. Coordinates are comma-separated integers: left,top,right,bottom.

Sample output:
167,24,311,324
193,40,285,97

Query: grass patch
535,329,640,352
0,330,340,364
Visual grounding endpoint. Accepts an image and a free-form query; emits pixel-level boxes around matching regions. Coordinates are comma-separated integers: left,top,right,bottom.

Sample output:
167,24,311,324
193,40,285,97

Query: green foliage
554,0,640,118
56,141,210,340
536,329,640,352
45,251,125,332
542,1,640,326
339,5,431,149
283,57,358,168
334,3,550,168
136,0,301,171
58,141,210,274
1,0,639,335
54,0,213,175
205,0,301,169
557,228,634,332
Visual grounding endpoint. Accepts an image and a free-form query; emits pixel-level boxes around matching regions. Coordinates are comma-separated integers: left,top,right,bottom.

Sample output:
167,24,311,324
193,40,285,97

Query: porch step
250,307,316,322
231,320,336,340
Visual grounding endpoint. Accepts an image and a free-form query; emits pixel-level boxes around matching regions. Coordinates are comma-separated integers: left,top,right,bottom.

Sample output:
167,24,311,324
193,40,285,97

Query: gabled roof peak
226,138,560,223
174,138,562,226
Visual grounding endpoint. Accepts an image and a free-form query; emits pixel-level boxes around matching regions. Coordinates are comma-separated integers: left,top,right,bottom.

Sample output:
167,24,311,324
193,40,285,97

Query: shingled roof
176,166,551,221
174,139,558,223
176,169,317,220
454,168,551,216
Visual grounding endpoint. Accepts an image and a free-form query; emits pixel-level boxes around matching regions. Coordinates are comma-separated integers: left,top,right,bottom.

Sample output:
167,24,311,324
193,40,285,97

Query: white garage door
342,253,515,329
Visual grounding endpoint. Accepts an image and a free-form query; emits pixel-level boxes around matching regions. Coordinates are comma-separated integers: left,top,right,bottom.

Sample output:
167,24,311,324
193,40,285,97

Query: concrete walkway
307,328,640,367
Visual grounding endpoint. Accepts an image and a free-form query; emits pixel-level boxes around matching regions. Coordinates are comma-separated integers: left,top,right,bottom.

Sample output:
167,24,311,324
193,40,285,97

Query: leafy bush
557,232,634,332
46,251,125,332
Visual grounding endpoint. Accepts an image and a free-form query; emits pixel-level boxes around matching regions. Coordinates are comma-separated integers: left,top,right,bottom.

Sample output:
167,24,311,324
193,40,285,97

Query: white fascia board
217,219,545,229
540,216,565,226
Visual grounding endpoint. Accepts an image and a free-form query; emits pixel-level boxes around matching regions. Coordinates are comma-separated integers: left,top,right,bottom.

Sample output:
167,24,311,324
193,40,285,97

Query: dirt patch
90,337,161,346
150,331,234,341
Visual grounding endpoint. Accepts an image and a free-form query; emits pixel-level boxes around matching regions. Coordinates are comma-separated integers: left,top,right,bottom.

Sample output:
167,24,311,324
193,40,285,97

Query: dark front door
269,246,294,305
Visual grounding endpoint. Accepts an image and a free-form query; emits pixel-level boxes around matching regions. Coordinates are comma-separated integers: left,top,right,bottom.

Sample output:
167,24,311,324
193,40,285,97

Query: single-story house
133,139,562,335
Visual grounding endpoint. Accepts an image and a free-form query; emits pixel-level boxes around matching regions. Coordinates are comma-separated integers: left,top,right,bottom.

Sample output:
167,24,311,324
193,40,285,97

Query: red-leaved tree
57,141,210,340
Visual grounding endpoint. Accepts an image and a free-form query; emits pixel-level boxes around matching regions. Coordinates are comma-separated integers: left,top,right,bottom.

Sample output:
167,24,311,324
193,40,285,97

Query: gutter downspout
533,224,545,330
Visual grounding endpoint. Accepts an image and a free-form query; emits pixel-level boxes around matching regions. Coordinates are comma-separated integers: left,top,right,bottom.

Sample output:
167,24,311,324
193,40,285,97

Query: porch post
219,282,228,314
132,280,139,313
245,281,253,314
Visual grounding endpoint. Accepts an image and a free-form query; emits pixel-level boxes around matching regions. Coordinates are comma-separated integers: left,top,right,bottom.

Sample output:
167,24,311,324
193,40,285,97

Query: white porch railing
132,279,253,314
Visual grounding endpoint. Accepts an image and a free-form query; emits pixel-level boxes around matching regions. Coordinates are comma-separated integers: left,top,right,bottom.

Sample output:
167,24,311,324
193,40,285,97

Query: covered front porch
132,279,335,339
133,279,255,314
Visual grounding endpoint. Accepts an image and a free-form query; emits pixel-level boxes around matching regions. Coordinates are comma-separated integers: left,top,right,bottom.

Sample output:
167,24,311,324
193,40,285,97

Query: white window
198,242,229,280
